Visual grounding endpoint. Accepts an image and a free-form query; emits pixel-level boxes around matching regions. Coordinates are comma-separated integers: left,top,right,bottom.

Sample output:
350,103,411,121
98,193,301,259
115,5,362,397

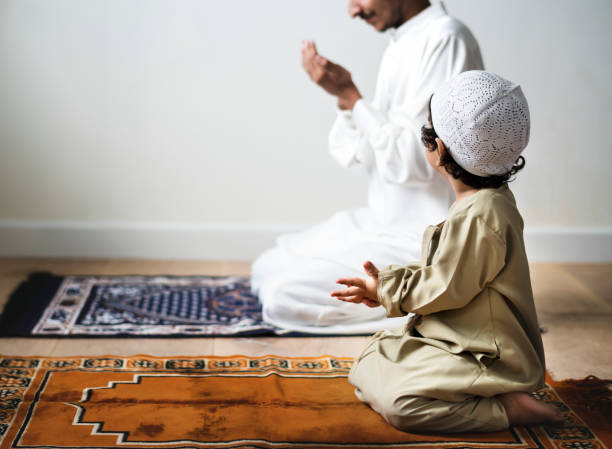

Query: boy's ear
434,138,447,166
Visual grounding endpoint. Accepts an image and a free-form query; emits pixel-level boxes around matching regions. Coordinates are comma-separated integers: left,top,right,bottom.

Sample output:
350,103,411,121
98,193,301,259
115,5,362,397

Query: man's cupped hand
301,40,362,110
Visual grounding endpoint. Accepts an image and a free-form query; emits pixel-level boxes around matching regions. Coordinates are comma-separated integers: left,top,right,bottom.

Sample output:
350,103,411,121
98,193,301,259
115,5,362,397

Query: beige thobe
349,185,546,433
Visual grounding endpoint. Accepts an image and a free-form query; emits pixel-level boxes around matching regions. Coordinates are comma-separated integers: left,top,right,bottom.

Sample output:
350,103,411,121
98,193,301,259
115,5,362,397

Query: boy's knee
378,393,425,432
351,361,454,432
378,394,509,434
379,393,462,433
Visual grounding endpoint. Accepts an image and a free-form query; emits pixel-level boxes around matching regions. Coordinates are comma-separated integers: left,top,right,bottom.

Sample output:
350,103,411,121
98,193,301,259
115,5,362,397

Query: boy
331,71,563,433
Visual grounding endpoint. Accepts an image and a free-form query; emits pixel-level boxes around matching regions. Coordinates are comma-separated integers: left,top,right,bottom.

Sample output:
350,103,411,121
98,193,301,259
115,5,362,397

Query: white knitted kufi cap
431,70,530,176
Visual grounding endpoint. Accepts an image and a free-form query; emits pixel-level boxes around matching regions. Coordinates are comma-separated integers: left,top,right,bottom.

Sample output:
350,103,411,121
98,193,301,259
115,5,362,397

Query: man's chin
366,19,391,32
366,21,384,32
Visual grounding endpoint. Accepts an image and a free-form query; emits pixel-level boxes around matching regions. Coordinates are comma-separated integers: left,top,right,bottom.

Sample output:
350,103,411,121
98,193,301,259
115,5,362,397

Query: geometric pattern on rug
0,355,609,449
0,273,285,337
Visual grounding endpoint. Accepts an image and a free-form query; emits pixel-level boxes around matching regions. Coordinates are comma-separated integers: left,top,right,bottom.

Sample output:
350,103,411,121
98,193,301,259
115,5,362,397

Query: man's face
348,0,404,32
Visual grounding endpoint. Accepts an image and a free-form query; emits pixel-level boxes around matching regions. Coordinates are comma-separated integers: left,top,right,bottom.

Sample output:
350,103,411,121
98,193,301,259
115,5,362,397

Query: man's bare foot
497,392,564,426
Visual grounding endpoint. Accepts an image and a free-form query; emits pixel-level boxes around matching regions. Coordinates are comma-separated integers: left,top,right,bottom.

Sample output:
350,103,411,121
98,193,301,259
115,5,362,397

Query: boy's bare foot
497,392,564,426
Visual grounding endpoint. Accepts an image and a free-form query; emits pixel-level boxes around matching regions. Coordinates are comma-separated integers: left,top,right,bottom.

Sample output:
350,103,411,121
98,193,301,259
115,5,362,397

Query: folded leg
251,209,420,334
349,344,509,433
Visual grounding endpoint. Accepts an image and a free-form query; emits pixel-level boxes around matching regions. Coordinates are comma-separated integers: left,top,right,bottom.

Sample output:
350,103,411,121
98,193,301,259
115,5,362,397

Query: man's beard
359,9,403,32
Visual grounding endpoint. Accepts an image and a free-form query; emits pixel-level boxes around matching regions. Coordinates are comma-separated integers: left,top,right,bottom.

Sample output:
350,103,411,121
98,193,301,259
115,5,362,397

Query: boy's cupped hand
331,261,381,308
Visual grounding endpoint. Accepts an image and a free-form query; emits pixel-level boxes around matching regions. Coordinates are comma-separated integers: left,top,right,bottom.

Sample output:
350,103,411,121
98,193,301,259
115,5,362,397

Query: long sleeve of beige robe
378,215,506,317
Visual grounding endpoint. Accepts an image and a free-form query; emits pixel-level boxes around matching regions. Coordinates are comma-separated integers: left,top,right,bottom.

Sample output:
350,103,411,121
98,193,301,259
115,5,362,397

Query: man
251,0,483,334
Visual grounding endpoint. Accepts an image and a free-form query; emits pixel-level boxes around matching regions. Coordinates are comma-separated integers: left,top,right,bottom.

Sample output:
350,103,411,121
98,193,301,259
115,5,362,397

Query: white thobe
252,3,484,334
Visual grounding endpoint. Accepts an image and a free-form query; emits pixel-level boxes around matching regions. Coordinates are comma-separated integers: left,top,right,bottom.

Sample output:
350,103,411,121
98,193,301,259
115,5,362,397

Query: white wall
1,0,611,261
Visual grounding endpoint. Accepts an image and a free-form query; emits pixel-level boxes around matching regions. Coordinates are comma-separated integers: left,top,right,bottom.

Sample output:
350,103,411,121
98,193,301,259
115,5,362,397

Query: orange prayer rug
0,355,609,449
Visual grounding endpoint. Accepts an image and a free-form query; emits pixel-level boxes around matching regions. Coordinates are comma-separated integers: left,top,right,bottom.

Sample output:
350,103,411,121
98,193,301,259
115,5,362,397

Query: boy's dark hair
421,100,525,189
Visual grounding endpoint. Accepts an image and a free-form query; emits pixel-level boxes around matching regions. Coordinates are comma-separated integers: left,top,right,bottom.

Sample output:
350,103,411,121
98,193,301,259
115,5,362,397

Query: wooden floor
0,258,610,380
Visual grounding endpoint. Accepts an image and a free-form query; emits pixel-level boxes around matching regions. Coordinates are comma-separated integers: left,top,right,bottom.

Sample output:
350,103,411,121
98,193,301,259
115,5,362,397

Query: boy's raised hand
331,261,381,308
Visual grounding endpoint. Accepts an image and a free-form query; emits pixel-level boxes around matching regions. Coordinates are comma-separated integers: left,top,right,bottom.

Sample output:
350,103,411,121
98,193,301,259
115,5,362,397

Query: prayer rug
0,272,284,337
0,355,609,449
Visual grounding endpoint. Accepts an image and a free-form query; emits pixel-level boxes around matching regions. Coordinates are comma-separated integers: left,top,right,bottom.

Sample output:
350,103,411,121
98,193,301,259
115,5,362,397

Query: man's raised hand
331,261,381,308
301,40,362,110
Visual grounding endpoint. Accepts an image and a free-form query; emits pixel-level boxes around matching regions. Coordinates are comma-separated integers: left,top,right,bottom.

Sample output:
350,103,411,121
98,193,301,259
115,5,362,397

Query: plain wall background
1,0,611,260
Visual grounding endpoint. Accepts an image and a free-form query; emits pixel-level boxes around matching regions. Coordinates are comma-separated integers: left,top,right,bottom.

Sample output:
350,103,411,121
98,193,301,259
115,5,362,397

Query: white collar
387,2,447,42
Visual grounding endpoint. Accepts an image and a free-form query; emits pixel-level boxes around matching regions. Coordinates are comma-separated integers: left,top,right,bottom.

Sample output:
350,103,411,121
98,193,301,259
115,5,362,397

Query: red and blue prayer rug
0,355,609,448
0,272,284,337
